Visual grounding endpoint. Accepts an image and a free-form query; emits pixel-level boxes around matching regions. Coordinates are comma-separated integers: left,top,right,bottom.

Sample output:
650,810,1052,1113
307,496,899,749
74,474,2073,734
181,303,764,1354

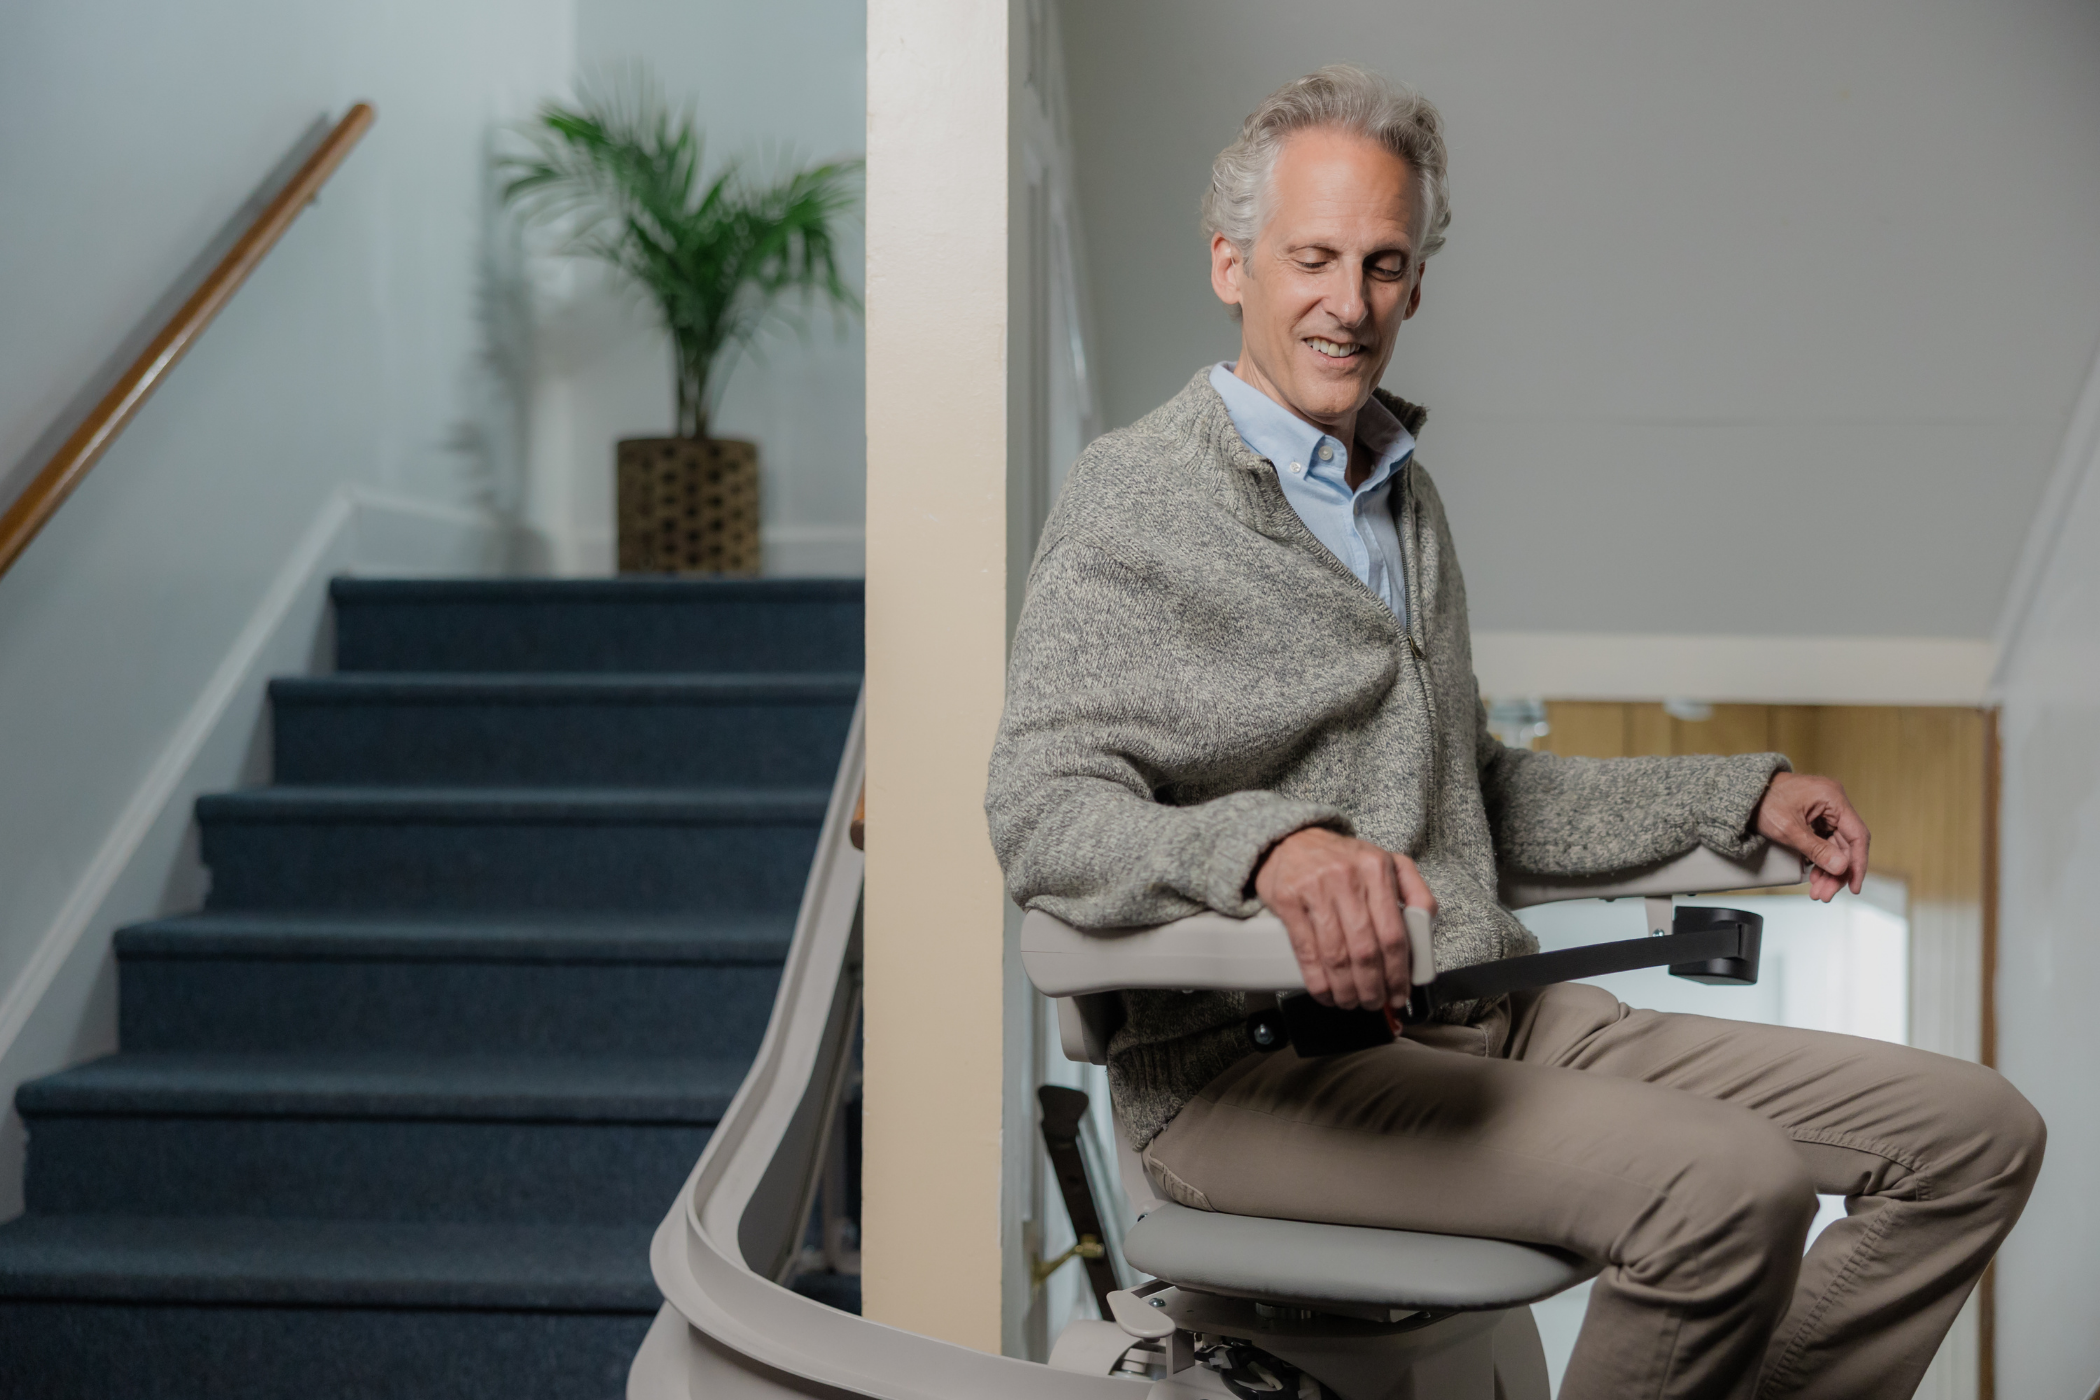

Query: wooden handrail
0,102,376,581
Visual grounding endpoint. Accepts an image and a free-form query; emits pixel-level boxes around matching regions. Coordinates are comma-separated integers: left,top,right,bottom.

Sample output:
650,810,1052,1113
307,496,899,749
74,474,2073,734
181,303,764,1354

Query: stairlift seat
1021,843,1807,1336
1122,1203,1597,1312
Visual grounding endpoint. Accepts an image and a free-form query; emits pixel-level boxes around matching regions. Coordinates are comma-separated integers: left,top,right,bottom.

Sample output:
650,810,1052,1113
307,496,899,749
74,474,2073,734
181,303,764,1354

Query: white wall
0,0,575,1209
537,0,869,576
1056,0,2100,669
1993,348,2100,1400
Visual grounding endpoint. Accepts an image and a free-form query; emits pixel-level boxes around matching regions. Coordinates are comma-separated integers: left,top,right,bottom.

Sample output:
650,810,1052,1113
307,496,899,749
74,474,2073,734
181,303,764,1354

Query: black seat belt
1247,905,1763,1058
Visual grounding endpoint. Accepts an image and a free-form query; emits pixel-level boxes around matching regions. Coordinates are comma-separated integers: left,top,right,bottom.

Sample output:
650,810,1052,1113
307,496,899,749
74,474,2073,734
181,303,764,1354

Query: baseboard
552,522,866,579
763,522,865,578
1473,632,1995,706
347,487,524,576
0,486,514,1217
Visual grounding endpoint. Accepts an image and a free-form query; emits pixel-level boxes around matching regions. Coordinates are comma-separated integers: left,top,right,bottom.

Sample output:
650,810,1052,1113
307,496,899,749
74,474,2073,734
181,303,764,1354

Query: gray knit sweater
986,371,1787,1148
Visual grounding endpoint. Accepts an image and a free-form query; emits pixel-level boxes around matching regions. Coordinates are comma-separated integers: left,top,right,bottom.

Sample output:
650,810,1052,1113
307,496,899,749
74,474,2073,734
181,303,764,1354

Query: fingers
1392,854,1438,916
1758,772,1874,901
1362,854,1412,1009
1253,829,1419,1009
1307,889,1366,1008
1322,851,1392,1009
1766,797,1845,891
1274,894,1332,1004
1834,799,1871,895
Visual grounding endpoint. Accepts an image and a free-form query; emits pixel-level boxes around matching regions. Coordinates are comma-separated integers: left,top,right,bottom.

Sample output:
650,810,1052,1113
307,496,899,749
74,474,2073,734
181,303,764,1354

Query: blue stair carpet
0,577,861,1399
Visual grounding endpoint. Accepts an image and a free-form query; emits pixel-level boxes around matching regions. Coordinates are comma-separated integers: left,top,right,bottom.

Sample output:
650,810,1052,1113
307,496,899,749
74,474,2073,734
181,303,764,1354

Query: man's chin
1284,377,1375,422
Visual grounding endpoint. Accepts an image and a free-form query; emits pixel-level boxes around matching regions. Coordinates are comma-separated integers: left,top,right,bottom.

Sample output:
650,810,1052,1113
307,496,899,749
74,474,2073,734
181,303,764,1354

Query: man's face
1211,127,1424,434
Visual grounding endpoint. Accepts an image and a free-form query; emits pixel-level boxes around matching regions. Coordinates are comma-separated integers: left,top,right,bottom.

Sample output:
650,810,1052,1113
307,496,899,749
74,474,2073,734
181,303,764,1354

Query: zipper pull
1408,634,1424,659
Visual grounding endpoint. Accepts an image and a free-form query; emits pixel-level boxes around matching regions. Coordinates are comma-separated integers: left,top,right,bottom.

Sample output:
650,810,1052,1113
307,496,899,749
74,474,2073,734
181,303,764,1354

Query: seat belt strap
1251,905,1763,1058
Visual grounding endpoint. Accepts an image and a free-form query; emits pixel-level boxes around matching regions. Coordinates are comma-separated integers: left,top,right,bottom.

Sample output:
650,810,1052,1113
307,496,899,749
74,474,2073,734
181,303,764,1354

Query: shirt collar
1208,362,1415,493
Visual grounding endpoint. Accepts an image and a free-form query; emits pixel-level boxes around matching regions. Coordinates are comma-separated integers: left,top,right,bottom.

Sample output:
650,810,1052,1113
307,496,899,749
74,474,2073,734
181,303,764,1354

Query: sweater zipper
1396,460,1440,747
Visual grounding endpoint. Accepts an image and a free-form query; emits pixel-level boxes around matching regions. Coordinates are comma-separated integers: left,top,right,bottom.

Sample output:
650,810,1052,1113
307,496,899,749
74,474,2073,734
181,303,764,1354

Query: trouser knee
1622,1115,1816,1300
1939,1060,2047,1202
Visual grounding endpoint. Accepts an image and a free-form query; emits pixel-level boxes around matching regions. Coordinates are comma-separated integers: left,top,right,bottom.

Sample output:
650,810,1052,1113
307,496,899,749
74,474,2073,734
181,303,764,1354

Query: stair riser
0,1302,653,1400
25,1116,711,1226
335,591,863,674
120,957,783,1057
200,819,819,913
272,695,853,788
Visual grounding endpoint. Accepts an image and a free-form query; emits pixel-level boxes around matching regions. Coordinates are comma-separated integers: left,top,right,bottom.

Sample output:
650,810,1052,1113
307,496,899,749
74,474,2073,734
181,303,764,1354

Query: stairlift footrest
1108,1283,1178,1340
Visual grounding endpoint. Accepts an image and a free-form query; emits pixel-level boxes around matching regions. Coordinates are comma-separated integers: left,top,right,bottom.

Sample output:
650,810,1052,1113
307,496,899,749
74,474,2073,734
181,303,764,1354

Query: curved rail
631,693,1141,1398
0,102,375,580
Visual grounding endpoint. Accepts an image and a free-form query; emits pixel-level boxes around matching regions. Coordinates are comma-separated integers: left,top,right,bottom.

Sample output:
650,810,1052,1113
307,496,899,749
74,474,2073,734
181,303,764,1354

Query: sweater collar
1174,368,1427,477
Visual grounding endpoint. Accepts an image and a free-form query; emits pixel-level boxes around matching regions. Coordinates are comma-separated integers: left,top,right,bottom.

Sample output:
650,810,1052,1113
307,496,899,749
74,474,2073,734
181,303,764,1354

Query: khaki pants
1142,984,2043,1400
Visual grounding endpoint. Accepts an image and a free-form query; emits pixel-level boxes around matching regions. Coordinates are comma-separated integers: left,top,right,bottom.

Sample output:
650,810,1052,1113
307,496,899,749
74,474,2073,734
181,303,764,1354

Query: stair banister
0,102,374,581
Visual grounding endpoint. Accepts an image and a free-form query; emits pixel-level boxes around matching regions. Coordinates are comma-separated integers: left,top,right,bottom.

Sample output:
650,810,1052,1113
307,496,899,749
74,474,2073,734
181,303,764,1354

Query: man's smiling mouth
1307,337,1364,360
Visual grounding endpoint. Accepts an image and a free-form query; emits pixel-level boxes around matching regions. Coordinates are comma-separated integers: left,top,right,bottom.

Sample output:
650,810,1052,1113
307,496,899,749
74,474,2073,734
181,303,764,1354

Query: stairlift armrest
1022,844,1803,1001
1497,842,1804,909
1023,909,1309,999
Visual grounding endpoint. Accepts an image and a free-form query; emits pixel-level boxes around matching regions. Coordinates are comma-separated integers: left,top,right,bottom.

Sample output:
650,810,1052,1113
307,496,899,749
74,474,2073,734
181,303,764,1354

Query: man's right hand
1254,828,1437,1010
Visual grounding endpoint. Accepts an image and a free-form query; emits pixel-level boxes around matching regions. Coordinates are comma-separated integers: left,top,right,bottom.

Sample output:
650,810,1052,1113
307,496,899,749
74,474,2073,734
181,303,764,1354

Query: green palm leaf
502,71,862,440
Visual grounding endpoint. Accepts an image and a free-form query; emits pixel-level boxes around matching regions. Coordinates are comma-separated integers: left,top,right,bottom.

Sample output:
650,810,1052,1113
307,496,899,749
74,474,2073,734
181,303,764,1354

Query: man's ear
1209,233,1244,309
1402,267,1424,321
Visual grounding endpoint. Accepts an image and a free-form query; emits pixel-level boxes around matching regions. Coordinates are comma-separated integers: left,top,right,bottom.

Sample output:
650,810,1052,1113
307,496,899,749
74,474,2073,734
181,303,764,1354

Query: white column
861,0,1013,1353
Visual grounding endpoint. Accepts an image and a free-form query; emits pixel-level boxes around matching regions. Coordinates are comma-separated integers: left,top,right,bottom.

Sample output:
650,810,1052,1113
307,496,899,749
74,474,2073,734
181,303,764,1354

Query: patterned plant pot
615,436,761,575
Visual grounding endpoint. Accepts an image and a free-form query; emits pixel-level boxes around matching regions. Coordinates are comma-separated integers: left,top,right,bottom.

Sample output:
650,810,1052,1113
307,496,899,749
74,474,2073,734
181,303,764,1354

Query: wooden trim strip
1978,704,2002,1400
1981,705,2001,1072
0,103,375,580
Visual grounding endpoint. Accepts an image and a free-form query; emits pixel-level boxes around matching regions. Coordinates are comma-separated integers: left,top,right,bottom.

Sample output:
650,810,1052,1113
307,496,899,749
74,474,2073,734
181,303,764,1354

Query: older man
986,65,2041,1400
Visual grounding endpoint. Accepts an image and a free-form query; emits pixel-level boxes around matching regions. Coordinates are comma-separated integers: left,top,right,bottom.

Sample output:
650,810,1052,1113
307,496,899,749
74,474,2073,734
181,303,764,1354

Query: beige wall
861,0,1013,1353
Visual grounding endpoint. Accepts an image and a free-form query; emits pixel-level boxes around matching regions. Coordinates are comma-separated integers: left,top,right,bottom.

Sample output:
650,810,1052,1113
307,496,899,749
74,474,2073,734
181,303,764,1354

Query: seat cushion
1123,1203,1599,1311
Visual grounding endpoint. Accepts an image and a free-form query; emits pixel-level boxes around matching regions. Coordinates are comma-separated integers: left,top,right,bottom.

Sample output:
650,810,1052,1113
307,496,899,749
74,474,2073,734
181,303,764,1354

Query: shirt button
1317,444,1334,461
1288,461,1305,477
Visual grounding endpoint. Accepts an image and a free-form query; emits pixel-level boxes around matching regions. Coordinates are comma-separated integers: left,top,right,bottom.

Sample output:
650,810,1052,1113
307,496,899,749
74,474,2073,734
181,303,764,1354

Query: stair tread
0,1213,658,1310
19,1051,747,1122
331,577,862,603
197,785,831,822
116,910,794,964
271,671,861,703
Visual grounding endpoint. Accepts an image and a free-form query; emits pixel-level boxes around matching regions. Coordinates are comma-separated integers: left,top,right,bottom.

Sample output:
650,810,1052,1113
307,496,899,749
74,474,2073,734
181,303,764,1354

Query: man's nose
1328,267,1370,327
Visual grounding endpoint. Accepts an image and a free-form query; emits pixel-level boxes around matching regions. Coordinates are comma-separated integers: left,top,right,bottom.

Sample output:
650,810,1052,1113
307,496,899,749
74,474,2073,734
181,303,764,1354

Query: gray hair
1202,64,1451,261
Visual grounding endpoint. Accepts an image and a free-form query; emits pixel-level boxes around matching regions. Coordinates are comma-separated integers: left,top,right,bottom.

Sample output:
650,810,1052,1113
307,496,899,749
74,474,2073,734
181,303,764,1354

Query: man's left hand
1755,771,1871,901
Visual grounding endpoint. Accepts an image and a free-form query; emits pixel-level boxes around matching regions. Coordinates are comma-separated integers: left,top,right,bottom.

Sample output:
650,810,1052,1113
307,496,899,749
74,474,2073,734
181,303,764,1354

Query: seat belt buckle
1269,993,1397,1057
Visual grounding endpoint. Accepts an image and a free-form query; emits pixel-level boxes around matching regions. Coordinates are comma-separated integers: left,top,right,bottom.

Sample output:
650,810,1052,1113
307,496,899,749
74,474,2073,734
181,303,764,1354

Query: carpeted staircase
0,577,862,1399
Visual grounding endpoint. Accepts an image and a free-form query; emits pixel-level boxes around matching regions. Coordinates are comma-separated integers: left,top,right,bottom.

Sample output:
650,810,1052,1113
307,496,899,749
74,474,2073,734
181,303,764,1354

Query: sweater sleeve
985,539,1349,929
1472,694,1789,878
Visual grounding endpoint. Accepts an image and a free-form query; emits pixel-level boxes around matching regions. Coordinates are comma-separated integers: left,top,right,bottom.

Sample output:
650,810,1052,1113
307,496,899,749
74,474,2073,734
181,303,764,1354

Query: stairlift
1022,842,1806,1400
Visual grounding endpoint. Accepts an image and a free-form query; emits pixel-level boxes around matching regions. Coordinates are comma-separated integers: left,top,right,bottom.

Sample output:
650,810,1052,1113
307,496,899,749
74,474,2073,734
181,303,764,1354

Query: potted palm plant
504,77,861,574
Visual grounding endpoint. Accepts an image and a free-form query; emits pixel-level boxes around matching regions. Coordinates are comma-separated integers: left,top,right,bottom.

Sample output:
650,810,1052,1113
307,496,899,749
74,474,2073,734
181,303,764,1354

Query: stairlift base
1048,1288,1551,1400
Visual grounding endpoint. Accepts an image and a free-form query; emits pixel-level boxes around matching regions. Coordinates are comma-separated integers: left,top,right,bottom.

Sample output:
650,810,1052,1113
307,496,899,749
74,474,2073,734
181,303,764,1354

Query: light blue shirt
1208,362,1416,623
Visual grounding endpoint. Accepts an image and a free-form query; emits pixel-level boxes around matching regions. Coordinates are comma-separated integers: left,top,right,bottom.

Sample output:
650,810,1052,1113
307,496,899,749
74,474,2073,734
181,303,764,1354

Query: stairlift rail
629,693,1143,1398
